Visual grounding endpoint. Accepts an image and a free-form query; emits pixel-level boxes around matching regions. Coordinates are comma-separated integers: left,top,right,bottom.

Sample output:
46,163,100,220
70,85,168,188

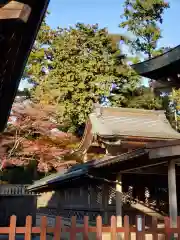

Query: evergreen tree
120,0,169,58
124,86,163,109
151,46,171,57
32,23,139,131
24,13,54,92
169,89,180,131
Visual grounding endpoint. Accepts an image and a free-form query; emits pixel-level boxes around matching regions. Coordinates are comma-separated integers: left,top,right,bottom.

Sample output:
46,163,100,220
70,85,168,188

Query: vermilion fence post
3,214,180,240
70,216,76,240
24,216,32,240
110,216,116,240
124,215,130,240
40,216,47,240
54,216,61,240
151,217,158,240
83,216,89,240
164,217,171,240
9,215,16,240
96,216,102,240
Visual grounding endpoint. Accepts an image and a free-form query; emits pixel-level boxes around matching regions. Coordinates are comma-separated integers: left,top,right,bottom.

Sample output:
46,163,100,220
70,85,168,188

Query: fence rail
2,215,180,239
0,184,36,196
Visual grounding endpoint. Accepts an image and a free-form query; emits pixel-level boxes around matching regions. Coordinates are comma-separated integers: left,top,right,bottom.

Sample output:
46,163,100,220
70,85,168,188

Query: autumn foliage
0,102,78,173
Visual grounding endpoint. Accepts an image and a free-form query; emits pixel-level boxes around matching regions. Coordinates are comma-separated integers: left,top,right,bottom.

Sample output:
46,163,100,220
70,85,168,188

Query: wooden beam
147,140,180,149
121,161,167,173
149,144,180,159
122,172,170,175
0,1,31,22
149,145,180,159
121,141,147,148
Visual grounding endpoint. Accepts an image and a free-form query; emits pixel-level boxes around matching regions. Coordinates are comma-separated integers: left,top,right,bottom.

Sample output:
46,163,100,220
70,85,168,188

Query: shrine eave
27,148,148,192
131,45,180,80
0,0,49,132
27,139,180,192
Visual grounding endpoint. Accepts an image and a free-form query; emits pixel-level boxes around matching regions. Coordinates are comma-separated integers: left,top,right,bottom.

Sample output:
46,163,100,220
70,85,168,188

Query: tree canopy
124,86,163,110
120,0,169,58
0,103,78,179
27,22,140,131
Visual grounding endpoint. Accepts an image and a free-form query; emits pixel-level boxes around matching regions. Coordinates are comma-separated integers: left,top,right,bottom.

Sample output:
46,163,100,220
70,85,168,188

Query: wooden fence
1,215,180,239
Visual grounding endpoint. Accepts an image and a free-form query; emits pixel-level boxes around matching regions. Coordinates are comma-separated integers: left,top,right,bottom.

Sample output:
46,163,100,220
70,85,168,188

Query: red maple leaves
0,102,78,173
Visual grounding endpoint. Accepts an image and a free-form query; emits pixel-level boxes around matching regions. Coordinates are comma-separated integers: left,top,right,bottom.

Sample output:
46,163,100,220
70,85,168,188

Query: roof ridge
92,106,165,116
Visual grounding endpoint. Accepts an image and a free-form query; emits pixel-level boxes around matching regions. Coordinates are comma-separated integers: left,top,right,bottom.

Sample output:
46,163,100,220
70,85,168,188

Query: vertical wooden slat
124,215,130,240
151,217,158,240
110,216,116,240
24,216,32,240
136,215,145,240
54,216,61,240
96,216,102,240
83,216,89,240
70,216,76,240
40,216,47,240
164,217,171,240
9,215,16,240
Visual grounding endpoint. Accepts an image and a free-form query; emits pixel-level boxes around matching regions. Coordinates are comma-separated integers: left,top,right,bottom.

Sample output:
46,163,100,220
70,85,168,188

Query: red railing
2,215,180,239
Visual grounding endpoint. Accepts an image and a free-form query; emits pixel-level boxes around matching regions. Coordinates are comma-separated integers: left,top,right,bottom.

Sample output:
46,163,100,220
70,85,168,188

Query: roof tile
90,107,180,140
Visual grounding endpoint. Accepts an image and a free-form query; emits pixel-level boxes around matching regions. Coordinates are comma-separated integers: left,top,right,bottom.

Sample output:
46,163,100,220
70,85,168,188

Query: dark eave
27,149,148,192
0,0,49,132
27,138,180,192
131,45,180,80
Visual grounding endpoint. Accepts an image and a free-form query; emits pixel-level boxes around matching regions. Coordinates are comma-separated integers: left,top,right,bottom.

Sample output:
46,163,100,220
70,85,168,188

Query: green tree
151,46,171,57
120,0,169,58
32,23,139,131
169,89,180,131
124,86,163,109
23,14,54,90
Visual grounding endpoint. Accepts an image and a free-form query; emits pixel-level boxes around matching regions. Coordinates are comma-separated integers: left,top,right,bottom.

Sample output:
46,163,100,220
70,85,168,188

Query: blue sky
47,0,180,48
19,0,180,90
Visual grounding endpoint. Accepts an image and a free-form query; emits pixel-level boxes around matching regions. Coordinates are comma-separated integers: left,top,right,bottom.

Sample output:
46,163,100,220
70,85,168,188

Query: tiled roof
90,107,180,140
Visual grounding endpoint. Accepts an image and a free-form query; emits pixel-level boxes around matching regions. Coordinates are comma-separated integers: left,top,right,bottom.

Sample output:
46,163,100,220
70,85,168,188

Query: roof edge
27,149,148,192
131,45,180,77
92,106,165,115
131,45,179,69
